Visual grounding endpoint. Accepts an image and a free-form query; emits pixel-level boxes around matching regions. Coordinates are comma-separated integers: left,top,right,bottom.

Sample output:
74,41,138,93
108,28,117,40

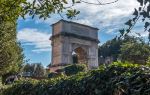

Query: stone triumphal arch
50,20,99,70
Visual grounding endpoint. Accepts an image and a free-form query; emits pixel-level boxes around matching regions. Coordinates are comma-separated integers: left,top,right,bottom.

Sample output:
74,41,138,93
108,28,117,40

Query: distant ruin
50,20,99,72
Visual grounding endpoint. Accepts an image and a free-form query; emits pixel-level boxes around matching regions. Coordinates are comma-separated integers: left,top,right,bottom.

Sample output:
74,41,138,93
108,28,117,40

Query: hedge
48,72,64,78
64,64,87,76
2,62,150,95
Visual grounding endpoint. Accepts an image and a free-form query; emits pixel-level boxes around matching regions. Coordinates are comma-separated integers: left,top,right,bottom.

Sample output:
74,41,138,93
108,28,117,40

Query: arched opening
72,47,88,64
72,51,78,64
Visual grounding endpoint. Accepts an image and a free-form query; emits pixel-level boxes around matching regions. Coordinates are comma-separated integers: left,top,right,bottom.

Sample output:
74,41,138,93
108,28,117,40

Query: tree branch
58,12,64,19
80,0,119,5
127,5,146,33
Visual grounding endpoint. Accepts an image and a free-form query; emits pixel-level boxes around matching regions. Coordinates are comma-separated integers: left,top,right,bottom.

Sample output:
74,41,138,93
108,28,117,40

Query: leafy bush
48,72,58,78
64,64,87,76
0,85,9,95
146,57,150,67
2,77,64,95
55,68,64,73
2,62,150,95
48,72,64,78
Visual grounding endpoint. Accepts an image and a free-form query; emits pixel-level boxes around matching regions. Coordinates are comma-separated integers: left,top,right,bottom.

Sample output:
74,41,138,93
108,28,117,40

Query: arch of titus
50,20,99,71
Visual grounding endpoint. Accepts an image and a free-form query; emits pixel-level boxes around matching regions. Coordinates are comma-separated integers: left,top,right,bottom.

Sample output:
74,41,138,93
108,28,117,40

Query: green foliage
99,36,142,61
22,0,80,19
64,64,87,76
48,72,64,78
0,21,24,76
47,64,87,78
2,62,150,95
146,57,150,67
99,36,150,64
0,0,23,77
3,77,66,95
0,84,10,95
66,9,80,19
120,40,150,64
0,0,25,22
0,0,80,23
22,63,46,77
32,63,45,77
98,37,122,61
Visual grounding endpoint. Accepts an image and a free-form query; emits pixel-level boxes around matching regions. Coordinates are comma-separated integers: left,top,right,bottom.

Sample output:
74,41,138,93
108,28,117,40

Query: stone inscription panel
71,24,97,39
62,21,98,39
71,24,90,37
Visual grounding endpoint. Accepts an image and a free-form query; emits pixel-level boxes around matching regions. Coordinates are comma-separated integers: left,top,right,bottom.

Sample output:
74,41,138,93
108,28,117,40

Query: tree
32,63,45,77
98,37,122,61
98,35,150,64
22,63,45,77
98,36,138,61
0,0,26,77
0,21,24,76
0,21,24,84
0,0,81,23
120,40,150,64
23,63,32,73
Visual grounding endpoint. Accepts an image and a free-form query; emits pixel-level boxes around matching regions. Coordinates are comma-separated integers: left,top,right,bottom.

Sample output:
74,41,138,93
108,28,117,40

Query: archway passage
72,51,78,64
72,47,88,64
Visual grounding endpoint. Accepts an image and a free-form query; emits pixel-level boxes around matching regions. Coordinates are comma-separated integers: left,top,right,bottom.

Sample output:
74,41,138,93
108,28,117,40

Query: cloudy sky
17,0,146,67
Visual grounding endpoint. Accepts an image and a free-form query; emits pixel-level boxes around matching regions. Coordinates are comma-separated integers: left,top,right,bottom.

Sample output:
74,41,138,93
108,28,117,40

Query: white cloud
106,28,119,35
26,0,33,3
32,48,51,53
141,32,149,37
71,0,140,34
17,28,51,53
34,14,61,24
133,31,149,37
73,19,93,26
24,0,141,37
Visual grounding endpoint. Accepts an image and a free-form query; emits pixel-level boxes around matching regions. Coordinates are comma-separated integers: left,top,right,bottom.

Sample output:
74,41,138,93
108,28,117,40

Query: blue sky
17,0,148,67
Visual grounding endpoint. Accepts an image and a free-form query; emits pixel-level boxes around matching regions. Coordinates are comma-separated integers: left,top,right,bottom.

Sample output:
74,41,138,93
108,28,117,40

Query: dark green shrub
64,64,87,76
48,72,62,78
3,62,150,95
55,69,64,73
